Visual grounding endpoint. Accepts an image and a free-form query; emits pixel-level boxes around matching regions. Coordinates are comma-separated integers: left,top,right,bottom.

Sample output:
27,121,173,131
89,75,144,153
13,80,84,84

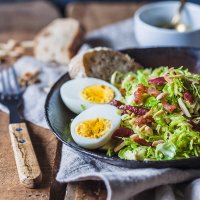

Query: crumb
19,69,40,86
0,39,33,63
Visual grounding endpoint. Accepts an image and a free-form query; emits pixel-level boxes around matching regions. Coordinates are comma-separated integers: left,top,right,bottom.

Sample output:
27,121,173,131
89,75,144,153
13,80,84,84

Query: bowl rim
44,47,200,168
134,1,200,34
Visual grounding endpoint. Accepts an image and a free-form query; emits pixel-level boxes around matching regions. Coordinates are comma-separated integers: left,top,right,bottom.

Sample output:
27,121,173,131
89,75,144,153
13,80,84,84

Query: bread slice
68,47,141,81
34,18,85,64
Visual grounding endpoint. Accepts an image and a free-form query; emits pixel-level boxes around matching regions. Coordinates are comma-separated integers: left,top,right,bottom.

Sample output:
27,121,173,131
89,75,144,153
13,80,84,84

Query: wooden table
0,1,144,199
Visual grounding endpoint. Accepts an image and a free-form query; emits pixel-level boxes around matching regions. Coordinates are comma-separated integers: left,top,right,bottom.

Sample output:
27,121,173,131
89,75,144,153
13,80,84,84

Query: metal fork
0,65,42,188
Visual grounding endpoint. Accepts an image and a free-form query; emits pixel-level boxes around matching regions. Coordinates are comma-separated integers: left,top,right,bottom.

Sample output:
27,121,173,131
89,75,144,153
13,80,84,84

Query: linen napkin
0,57,67,128
0,18,200,200
57,19,200,200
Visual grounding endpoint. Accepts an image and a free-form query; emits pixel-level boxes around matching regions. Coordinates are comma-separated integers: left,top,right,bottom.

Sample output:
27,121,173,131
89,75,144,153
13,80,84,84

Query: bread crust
67,24,86,61
34,18,85,64
68,52,86,78
69,47,141,81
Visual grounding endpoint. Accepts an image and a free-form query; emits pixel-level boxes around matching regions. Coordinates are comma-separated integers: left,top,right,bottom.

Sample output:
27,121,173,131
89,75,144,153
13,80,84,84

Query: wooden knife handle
9,123,42,188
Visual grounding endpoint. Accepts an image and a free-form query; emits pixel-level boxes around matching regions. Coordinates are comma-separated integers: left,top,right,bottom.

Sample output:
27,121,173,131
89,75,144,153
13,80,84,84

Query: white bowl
134,1,200,47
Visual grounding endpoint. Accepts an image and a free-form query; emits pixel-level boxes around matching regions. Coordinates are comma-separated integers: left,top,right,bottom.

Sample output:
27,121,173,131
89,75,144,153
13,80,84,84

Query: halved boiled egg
60,77,121,114
70,105,121,149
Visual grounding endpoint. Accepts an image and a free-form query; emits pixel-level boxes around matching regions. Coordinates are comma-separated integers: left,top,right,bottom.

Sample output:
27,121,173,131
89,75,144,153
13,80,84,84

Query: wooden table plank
0,112,59,199
65,181,107,200
67,2,145,32
0,2,62,199
0,1,60,42
0,2,145,199
50,142,67,200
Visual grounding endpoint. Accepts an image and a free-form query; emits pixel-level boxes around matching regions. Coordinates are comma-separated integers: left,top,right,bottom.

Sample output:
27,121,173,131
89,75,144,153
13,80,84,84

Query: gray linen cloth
0,19,199,200
57,19,200,200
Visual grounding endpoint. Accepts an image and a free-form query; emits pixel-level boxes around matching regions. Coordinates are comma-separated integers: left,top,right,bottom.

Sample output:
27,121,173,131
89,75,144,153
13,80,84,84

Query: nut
144,125,153,135
143,109,153,118
153,110,164,118
170,74,184,78
156,92,168,100
152,140,164,147
164,75,173,84
19,70,40,86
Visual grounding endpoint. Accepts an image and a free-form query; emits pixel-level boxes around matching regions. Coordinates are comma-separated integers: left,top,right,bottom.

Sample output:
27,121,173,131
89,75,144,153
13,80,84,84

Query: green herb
81,104,86,111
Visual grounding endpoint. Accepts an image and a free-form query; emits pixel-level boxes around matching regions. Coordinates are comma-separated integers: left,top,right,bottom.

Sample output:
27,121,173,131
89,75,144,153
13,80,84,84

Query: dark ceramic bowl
45,47,200,169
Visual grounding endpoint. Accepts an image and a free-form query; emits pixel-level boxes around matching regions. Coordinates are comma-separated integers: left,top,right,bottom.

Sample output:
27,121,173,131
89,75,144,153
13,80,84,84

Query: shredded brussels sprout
109,66,200,161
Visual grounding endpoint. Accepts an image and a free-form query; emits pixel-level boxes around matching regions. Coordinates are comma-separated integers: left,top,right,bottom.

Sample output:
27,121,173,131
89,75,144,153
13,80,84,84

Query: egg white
70,105,121,149
60,77,121,114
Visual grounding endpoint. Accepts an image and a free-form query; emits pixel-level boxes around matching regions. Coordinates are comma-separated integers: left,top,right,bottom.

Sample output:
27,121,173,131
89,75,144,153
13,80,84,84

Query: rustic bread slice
69,47,141,81
34,18,85,64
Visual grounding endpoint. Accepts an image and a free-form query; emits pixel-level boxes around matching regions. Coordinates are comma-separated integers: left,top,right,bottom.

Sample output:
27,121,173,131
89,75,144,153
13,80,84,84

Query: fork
0,65,42,188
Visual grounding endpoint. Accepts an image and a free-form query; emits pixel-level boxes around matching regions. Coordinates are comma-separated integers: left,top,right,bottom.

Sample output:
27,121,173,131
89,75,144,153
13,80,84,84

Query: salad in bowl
110,66,200,161
61,66,200,161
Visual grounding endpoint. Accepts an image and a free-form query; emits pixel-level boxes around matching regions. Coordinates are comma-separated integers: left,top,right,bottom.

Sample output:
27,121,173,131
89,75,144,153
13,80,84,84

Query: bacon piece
133,136,152,146
134,84,147,104
135,116,154,126
187,120,200,132
110,100,124,107
120,88,126,96
120,105,149,116
112,127,135,138
161,100,177,113
148,77,167,86
183,91,194,104
147,87,161,97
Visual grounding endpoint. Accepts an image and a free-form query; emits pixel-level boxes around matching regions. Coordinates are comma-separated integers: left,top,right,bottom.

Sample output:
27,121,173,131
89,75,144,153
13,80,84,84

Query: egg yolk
75,118,111,139
80,84,115,104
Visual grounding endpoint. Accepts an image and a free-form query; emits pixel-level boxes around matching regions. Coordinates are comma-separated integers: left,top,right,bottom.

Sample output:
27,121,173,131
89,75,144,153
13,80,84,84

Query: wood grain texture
67,2,145,32
49,141,67,200
9,123,42,188
0,112,59,200
0,1,60,42
0,2,144,199
65,181,107,200
0,2,61,198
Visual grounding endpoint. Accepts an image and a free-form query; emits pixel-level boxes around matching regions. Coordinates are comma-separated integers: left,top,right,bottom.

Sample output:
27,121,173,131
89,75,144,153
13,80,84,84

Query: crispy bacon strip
133,136,152,146
148,77,167,86
120,105,149,116
187,120,200,132
134,84,146,104
161,99,177,113
112,127,135,138
183,91,194,104
110,100,124,107
135,116,154,126
120,88,126,96
147,87,161,97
